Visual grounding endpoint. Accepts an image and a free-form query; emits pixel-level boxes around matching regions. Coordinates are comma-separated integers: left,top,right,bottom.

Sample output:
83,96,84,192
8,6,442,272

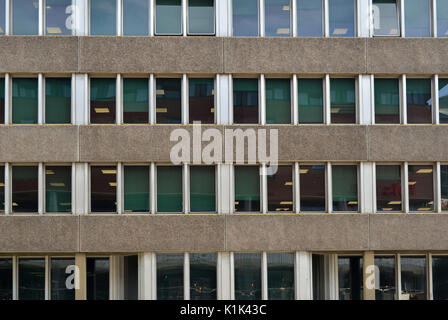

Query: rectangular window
372,0,400,36
123,78,149,124
157,166,183,213
12,78,38,124
90,0,116,35
91,166,117,213
267,165,293,212
51,258,75,300
267,253,294,300
157,254,184,300
123,255,139,300
188,0,214,35
46,0,73,35
0,0,4,35
0,258,12,300
12,166,38,213
432,256,448,300
0,77,4,123
439,78,448,123
437,0,448,37
13,0,39,35
234,166,260,212
374,78,400,124
45,166,71,213
156,0,182,35
376,165,402,212
298,79,323,123
265,0,291,37
330,78,356,124
400,256,426,300
0,166,4,213
234,253,262,300
266,78,291,124
406,79,432,124
297,0,323,37
189,78,215,124
405,0,430,37
441,165,448,211
124,166,150,213
90,78,116,124
87,257,110,300
332,165,358,212
45,78,71,124
156,78,182,124
190,253,217,300
408,165,434,212
300,165,325,212
338,256,363,300
19,258,45,300
233,78,259,124
123,0,149,36
190,166,215,213
375,256,396,300
232,0,258,36
329,0,355,37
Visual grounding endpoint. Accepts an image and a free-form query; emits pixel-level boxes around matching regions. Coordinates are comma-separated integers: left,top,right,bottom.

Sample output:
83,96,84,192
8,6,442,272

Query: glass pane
13,0,38,35
156,78,181,124
267,253,294,300
190,253,217,300
441,165,448,211
300,165,325,212
408,165,434,212
235,166,260,212
0,78,4,123
0,166,4,213
51,258,75,300
372,0,400,36
157,254,184,300
265,0,291,37
46,166,71,213
157,166,182,213
19,258,45,300
312,254,325,300
123,78,149,124
0,258,12,300
123,255,138,300
439,78,448,123
233,78,259,124
90,78,116,124
234,253,261,300
189,78,214,124
401,256,426,300
332,165,358,212
12,78,38,124
91,166,117,213
376,165,402,212
12,166,38,213
90,0,116,35
232,0,258,36
338,256,363,300
375,256,396,300
45,78,71,124
375,78,400,124
330,78,356,123
266,78,291,124
298,79,323,123
437,0,448,37
0,0,4,35
407,79,432,124
267,165,293,212
87,257,109,300
156,0,182,34
46,0,73,35
123,0,149,36
188,0,214,34
405,0,430,37
297,0,323,36
124,166,149,213
432,256,448,300
329,0,355,37
190,166,215,212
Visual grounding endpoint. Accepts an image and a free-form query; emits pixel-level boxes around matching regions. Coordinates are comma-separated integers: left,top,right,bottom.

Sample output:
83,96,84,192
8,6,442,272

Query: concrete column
217,74,231,125
295,252,313,300
363,251,375,300
139,253,156,300
360,162,375,213
216,0,231,36
217,252,233,300
75,253,87,300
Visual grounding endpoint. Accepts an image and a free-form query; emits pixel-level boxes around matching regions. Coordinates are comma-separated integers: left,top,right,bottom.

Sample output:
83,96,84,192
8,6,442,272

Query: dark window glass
401,256,426,300
124,255,139,300
439,79,448,123
124,166,150,213
90,78,116,124
156,78,181,124
297,0,323,37
0,0,4,35
46,0,73,35
267,165,293,212
0,78,4,123
265,0,291,37
13,0,38,35
19,258,45,300
123,0,149,36
332,165,358,212
330,78,356,123
0,258,12,300
188,0,214,35
267,253,294,300
312,254,325,300
51,258,75,300
408,165,434,212
12,166,38,213
157,254,184,300
298,79,323,123
91,166,117,213
190,166,215,213
90,0,116,35
190,253,217,300
87,257,110,300
123,78,149,124
376,165,402,212
266,79,291,124
233,78,259,124
46,166,71,213
338,256,363,300
329,0,355,37
157,166,182,213
0,166,4,213
432,256,448,300
407,79,432,124
375,78,400,124
300,165,325,212
232,0,258,36
46,78,71,124
12,78,38,124
437,0,448,37
441,165,448,211
234,253,261,300
156,0,182,34
405,0,430,37
235,166,260,212
375,256,396,300
189,78,214,124
372,0,400,36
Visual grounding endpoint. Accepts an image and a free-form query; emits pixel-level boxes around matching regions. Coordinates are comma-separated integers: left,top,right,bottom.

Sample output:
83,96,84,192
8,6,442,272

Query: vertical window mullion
432,0,437,37
326,162,332,213
182,0,187,36
261,252,268,300
433,74,439,124
399,0,405,37
5,163,10,214
5,73,11,124
183,163,190,214
324,0,329,37
324,75,331,124
292,74,298,125
117,0,122,36
45,256,50,300
116,74,122,124
150,163,156,214
260,74,266,124
182,74,188,124
38,163,44,214
294,163,300,213
39,0,45,35
434,162,441,213
12,256,17,300
259,0,265,36
71,163,76,214
184,253,190,300
149,74,155,124
5,0,10,35
292,0,297,36
261,164,267,214
403,162,409,213
428,253,433,300
117,163,123,214
400,74,407,124
38,74,44,124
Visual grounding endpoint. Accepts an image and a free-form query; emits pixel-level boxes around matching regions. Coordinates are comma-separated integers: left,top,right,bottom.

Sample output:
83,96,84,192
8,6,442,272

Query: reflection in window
157,166,182,213
157,254,184,300
312,254,325,300
233,78,259,124
13,0,39,35
0,78,4,123
234,253,261,300
46,78,71,124
123,255,139,300
232,0,258,36
332,165,358,212
298,79,323,123
190,253,217,300
123,0,149,36
297,0,323,37
400,256,426,300
12,78,38,124
375,78,400,124
0,0,4,35
441,165,448,211
124,166,150,213
190,166,215,213
87,257,110,300
156,0,182,35
90,0,116,35
234,166,260,212
376,165,402,212
329,0,355,37
407,79,432,124
405,0,430,37
375,256,396,300
51,258,75,300
266,79,291,124
12,166,38,213
19,258,45,300
330,78,356,124
0,258,12,300
265,0,291,37
90,166,117,213
123,78,149,124
156,78,181,124
432,256,448,300
267,253,294,300
189,78,214,124
338,256,363,300
90,78,116,124
300,165,325,212
408,165,434,212
267,165,293,212
46,166,71,213
46,0,72,35
437,0,448,37
372,0,399,36
188,0,214,35
0,166,3,213
439,79,448,123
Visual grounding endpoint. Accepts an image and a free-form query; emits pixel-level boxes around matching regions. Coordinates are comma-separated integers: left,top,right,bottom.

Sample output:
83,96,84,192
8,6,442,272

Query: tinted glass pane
338,256,363,300
123,0,149,36
90,78,116,124
266,79,291,124
312,254,325,300
298,79,323,123
300,165,325,212
157,166,182,213
330,78,356,123
189,78,214,124
375,256,396,300
51,258,75,300
188,0,214,34
46,0,72,35
373,0,400,36
441,165,448,211
408,165,434,212
91,166,117,213
332,165,358,212
401,256,426,300
190,166,215,212
265,0,291,37
405,0,430,37
123,78,149,124
439,79,448,123
297,0,323,36
376,165,402,212
0,166,4,213
437,0,448,37
0,78,4,123
156,0,182,34
190,253,217,300
156,78,181,124
234,253,261,300
235,166,260,212
157,254,184,300
46,166,71,213
375,78,400,124
267,165,293,212
329,0,355,37
13,0,38,35
407,79,432,124
267,253,294,300
124,166,150,213
19,258,45,300
90,0,116,35
0,0,4,35
124,255,138,300
87,258,109,300
12,78,38,124
12,166,38,213
0,258,12,300
232,0,258,36
233,78,259,124
432,256,448,300
46,78,71,124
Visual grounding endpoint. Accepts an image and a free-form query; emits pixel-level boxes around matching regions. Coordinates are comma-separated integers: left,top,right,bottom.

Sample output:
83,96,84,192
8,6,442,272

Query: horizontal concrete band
0,37,447,74
0,214,447,253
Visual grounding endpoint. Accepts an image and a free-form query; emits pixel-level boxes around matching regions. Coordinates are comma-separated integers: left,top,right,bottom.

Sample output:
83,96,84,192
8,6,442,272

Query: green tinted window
338,256,363,300
266,79,291,124
406,79,432,124
190,253,217,300
123,0,149,36
156,0,182,34
375,78,399,124
12,78,38,124
332,165,358,212
123,78,149,124
330,78,356,123
439,79,448,124
267,253,294,300
12,166,38,213
189,78,214,124
298,79,323,123
90,78,116,124
157,166,182,213
235,166,260,212
157,254,184,300
13,0,38,35
45,166,71,213
0,78,4,123
432,256,448,300
188,0,214,34
45,78,71,124
190,166,215,212
19,258,45,300
124,166,150,213
234,253,262,300
233,78,259,124
90,0,116,35
156,78,182,124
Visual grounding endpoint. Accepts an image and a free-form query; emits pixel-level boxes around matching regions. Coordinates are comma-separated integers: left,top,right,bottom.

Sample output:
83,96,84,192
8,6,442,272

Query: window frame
186,0,216,35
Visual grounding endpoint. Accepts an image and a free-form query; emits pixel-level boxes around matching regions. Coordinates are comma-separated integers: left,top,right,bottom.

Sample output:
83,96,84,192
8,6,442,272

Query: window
376,165,402,212
124,166,150,213
432,256,448,300
266,79,291,124
233,78,259,124
51,258,75,300
190,166,215,213
329,0,355,37
90,166,117,213
123,78,149,124
374,256,396,300
406,79,432,124
408,165,433,212
157,166,183,213
87,257,110,300
267,165,293,212
332,165,358,212
297,0,323,37
439,78,448,123
156,0,182,35
123,0,149,36
312,254,325,300
267,253,294,300
0,258,12,300
234,166,260,212
12,0,39,35
232,0,258,36
12,166,38,213
90,78,116,124
404,0,431,37
374,78,400,124
189,78,215,124
234,253,262,300
90,0,116,35
46,0,73,35
188,0,215,35
400,256,426,300
45,166,71,213
437,0,448,37
45,78,71,124
157,254,184,300
441,165,448,211
0,77,4,123
372,0,400,36
265,0,291,37
331,78,356,124
156,78,182,124
0,0,4,35
19,258,45,300
300,165,325,212
338,256,363,300
190,253,217,300
0,166,4,213
12,78,38,124
298,79,323,123
123,255,139,300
